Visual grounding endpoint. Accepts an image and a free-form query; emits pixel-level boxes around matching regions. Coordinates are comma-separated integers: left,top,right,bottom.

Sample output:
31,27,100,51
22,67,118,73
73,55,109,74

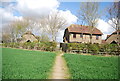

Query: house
105,30,120,44
20,31,38,43
63,24,103,44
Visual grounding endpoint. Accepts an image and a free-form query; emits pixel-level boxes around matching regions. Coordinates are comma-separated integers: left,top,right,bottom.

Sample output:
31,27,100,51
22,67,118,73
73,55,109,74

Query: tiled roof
67,24,103,35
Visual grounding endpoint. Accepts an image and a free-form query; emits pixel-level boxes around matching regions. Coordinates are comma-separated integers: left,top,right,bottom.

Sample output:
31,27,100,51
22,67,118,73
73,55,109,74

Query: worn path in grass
49,53,70,79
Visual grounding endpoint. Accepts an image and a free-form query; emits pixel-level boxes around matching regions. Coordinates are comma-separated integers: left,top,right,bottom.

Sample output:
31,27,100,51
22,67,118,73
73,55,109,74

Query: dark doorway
110,41,117,44
27,40,31,42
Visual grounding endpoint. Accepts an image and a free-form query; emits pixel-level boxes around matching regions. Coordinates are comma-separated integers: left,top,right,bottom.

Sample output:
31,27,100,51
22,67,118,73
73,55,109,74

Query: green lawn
64,54,118,79
0,48,2,79
2,48,56,79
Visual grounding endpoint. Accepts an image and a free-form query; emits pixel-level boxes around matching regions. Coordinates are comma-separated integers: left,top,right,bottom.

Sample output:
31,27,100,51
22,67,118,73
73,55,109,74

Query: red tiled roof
67,24,103,35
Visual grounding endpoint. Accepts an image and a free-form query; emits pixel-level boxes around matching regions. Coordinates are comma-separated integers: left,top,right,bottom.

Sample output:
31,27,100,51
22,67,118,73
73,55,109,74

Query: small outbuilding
20,31,38,43
105,30,120,44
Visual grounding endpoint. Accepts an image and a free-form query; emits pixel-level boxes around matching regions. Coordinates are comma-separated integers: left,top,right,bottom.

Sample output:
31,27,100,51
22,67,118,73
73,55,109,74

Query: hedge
67,43,119,55
2,41,57,52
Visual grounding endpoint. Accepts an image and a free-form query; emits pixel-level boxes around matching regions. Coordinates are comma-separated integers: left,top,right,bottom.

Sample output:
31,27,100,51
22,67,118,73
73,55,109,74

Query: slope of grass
2,48,56,79
64,54,118,79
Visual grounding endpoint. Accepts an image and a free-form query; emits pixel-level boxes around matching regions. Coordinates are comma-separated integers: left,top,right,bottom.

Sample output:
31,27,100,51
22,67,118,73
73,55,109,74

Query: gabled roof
105,30,120,40
22,31,35,37
23,31,34,35
67,24,103,35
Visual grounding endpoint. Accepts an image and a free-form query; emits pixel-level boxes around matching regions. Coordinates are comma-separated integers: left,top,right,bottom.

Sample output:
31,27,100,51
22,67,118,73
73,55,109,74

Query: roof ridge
67,24,103,35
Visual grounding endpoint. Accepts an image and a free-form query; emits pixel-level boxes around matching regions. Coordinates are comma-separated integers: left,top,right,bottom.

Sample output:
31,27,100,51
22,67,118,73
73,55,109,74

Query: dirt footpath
49,53,70,79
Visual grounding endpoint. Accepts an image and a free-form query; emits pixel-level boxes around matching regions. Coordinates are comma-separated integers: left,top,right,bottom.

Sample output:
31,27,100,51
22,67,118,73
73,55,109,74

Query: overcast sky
0,0,116,42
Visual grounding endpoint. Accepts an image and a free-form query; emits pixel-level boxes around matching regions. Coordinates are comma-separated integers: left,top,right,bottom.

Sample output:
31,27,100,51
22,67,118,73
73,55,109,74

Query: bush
67,43,78,50
1,42,119,54
67,43,87,53
101,44,118,55
29,42,37,49
87,44,100,55
41,42,57,51
67,43,100,54
2,43,8,47
2,43,20,48
21,42,37,49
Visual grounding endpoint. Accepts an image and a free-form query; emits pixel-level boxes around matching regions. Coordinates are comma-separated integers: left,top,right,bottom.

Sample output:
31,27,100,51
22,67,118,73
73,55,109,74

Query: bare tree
37,16,48,34
2,26,11,43
24,17,39,31
2,24,15,43
39,34,50,42
2,18,30,43
78,2,100,43
11,19,29,42
106,2,120,31
106,2,120,46
45,11,67,41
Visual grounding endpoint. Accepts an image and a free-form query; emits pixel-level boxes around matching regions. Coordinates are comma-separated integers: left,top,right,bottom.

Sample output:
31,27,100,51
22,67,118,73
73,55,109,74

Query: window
73,34,76,38
80,34,83,38
96,35,99,40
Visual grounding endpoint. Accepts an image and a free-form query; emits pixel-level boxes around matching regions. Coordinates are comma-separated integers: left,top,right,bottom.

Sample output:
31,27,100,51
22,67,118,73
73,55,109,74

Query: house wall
20,34,38,43
91,35,102,44
106,34,120,44
69,33,102,44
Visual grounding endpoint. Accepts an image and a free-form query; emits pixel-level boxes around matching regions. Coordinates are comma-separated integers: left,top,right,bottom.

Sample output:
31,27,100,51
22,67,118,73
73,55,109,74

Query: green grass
64,54,118,79
0,48,2,79
2,48,56,79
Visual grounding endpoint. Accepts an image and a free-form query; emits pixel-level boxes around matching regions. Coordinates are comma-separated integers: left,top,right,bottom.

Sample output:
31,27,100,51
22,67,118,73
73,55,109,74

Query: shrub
2,43,7,47
2,43,20,48
29,42,37,49
37,42,45,50
29,41,57,51
42,42,57,51
87,44,100,55
101,44,119,55
67,43,87,53
67,43,76,50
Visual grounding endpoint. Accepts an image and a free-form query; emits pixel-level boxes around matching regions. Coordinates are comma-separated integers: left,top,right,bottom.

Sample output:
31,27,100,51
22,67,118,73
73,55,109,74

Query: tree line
2,2,120,45
2,11,67,43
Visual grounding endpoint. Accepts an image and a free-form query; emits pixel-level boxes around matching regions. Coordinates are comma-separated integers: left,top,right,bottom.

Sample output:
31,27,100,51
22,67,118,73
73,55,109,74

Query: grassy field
0,48,2,79
64,54,118,79
2,48,56,79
